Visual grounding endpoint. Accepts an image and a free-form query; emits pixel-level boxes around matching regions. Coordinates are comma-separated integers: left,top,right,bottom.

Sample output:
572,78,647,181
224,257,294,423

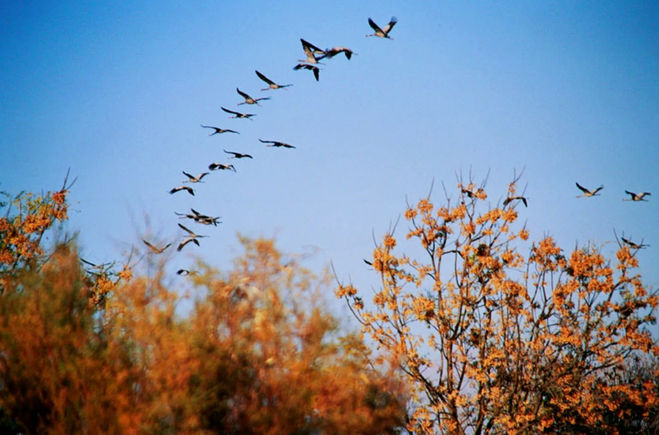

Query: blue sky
1,2,657,319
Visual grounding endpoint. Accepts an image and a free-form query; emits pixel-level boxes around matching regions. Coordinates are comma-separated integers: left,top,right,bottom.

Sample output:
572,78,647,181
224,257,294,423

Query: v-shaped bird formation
145,16,399,271
145,14,651,275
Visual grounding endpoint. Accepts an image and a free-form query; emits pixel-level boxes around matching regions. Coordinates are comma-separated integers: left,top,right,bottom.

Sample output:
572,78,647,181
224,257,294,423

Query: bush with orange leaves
343,178,659,434
0,184,407,433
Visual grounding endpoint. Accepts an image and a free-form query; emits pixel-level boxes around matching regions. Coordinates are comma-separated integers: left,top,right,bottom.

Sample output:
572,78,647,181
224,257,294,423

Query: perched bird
142,239,172,254
259,139,296,149
624,190,651,202
255,70,292,91
201,125,239,135
324,46,355,60
461,188,475,198
236,88,270,105
177,223,207,251
224,150,253,159
621,237,649,249
300,38,326,63
367,17,398,39
221,106,256,120
576,182,603,198
170,185,195,196
293,63,320,81
208,162,236,172
182,171,209,183
503,196,528,207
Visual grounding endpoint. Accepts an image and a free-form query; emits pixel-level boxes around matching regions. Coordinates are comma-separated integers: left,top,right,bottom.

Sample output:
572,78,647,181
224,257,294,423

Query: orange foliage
0,187,406,433
345,178,659,434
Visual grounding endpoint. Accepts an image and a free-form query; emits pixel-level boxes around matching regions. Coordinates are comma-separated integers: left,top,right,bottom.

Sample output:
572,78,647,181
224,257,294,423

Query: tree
339,177,658,433
1,184,407,433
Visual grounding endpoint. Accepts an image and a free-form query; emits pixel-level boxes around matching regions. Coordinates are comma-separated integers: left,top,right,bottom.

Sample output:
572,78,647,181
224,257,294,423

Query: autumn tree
339,177,658,433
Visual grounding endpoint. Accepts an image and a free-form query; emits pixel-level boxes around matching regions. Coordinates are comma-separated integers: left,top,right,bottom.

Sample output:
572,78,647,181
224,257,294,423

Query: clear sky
1,1,657,320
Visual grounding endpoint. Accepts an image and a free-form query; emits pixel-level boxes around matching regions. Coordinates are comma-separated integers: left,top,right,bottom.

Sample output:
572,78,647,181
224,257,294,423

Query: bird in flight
621,237,649,250
170,185,195,196
177,223,207,251
259,139,296,149
624,190,651,202
200,125,239,135
255,70,292,91
143,239,172,254
177,269,197,276
208,162,236,172
221,106,256,120
503,195,528,207
182,171,209,183
293,63,320,81
576,182,603,198
367,17,398,39
236,88,270,105
224,150,253,159
324,47,355,60
176,208,221,226
300,38,326,63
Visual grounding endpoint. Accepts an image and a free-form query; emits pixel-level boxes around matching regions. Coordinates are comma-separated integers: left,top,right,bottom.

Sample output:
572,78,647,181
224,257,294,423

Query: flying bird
201,125,239,135
621,237,649,250
293,63,320,81
169,185,195,196
177,269,197,276
142,239,172,254
576,182,603,198
182,171,209,183
300,38,326,63
259,139,296,149
503,196,528,207
367,17,398,39
224,150,253,159
176,209,221,226
221,106,256,120
208,162,236,171
324,47,355,60
236,88,270,105
177,223,207,252
624,190,651,202
255,70,292,91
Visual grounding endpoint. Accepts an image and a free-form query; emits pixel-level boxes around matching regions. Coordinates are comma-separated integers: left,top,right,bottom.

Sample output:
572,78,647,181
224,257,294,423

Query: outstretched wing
236,88,250,99
368,18,384,34
575,182,589,194
382,17,398,34
178,223,194,235
255,70,274,85
221,106,239,116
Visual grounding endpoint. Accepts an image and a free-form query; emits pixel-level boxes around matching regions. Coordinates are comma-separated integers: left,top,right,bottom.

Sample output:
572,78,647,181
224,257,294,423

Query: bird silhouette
175,208,221,226
221,106,256,120
367,17,398,39
621,237,649,249
142,239,172,254
236,88,270,105
293,63,320,81
208,162,236,171
576,182,603,197
182,171,209,183
324,47,355,60
177,223,207,251
169,185,195,196
259,139,296,149
503,196,528,207
255,70,292,91
624,190,651,202
224,150,253,159
201,125,239,135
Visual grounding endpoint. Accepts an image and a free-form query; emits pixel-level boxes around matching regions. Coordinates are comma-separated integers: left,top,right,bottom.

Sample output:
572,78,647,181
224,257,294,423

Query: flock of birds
140,17,399,275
